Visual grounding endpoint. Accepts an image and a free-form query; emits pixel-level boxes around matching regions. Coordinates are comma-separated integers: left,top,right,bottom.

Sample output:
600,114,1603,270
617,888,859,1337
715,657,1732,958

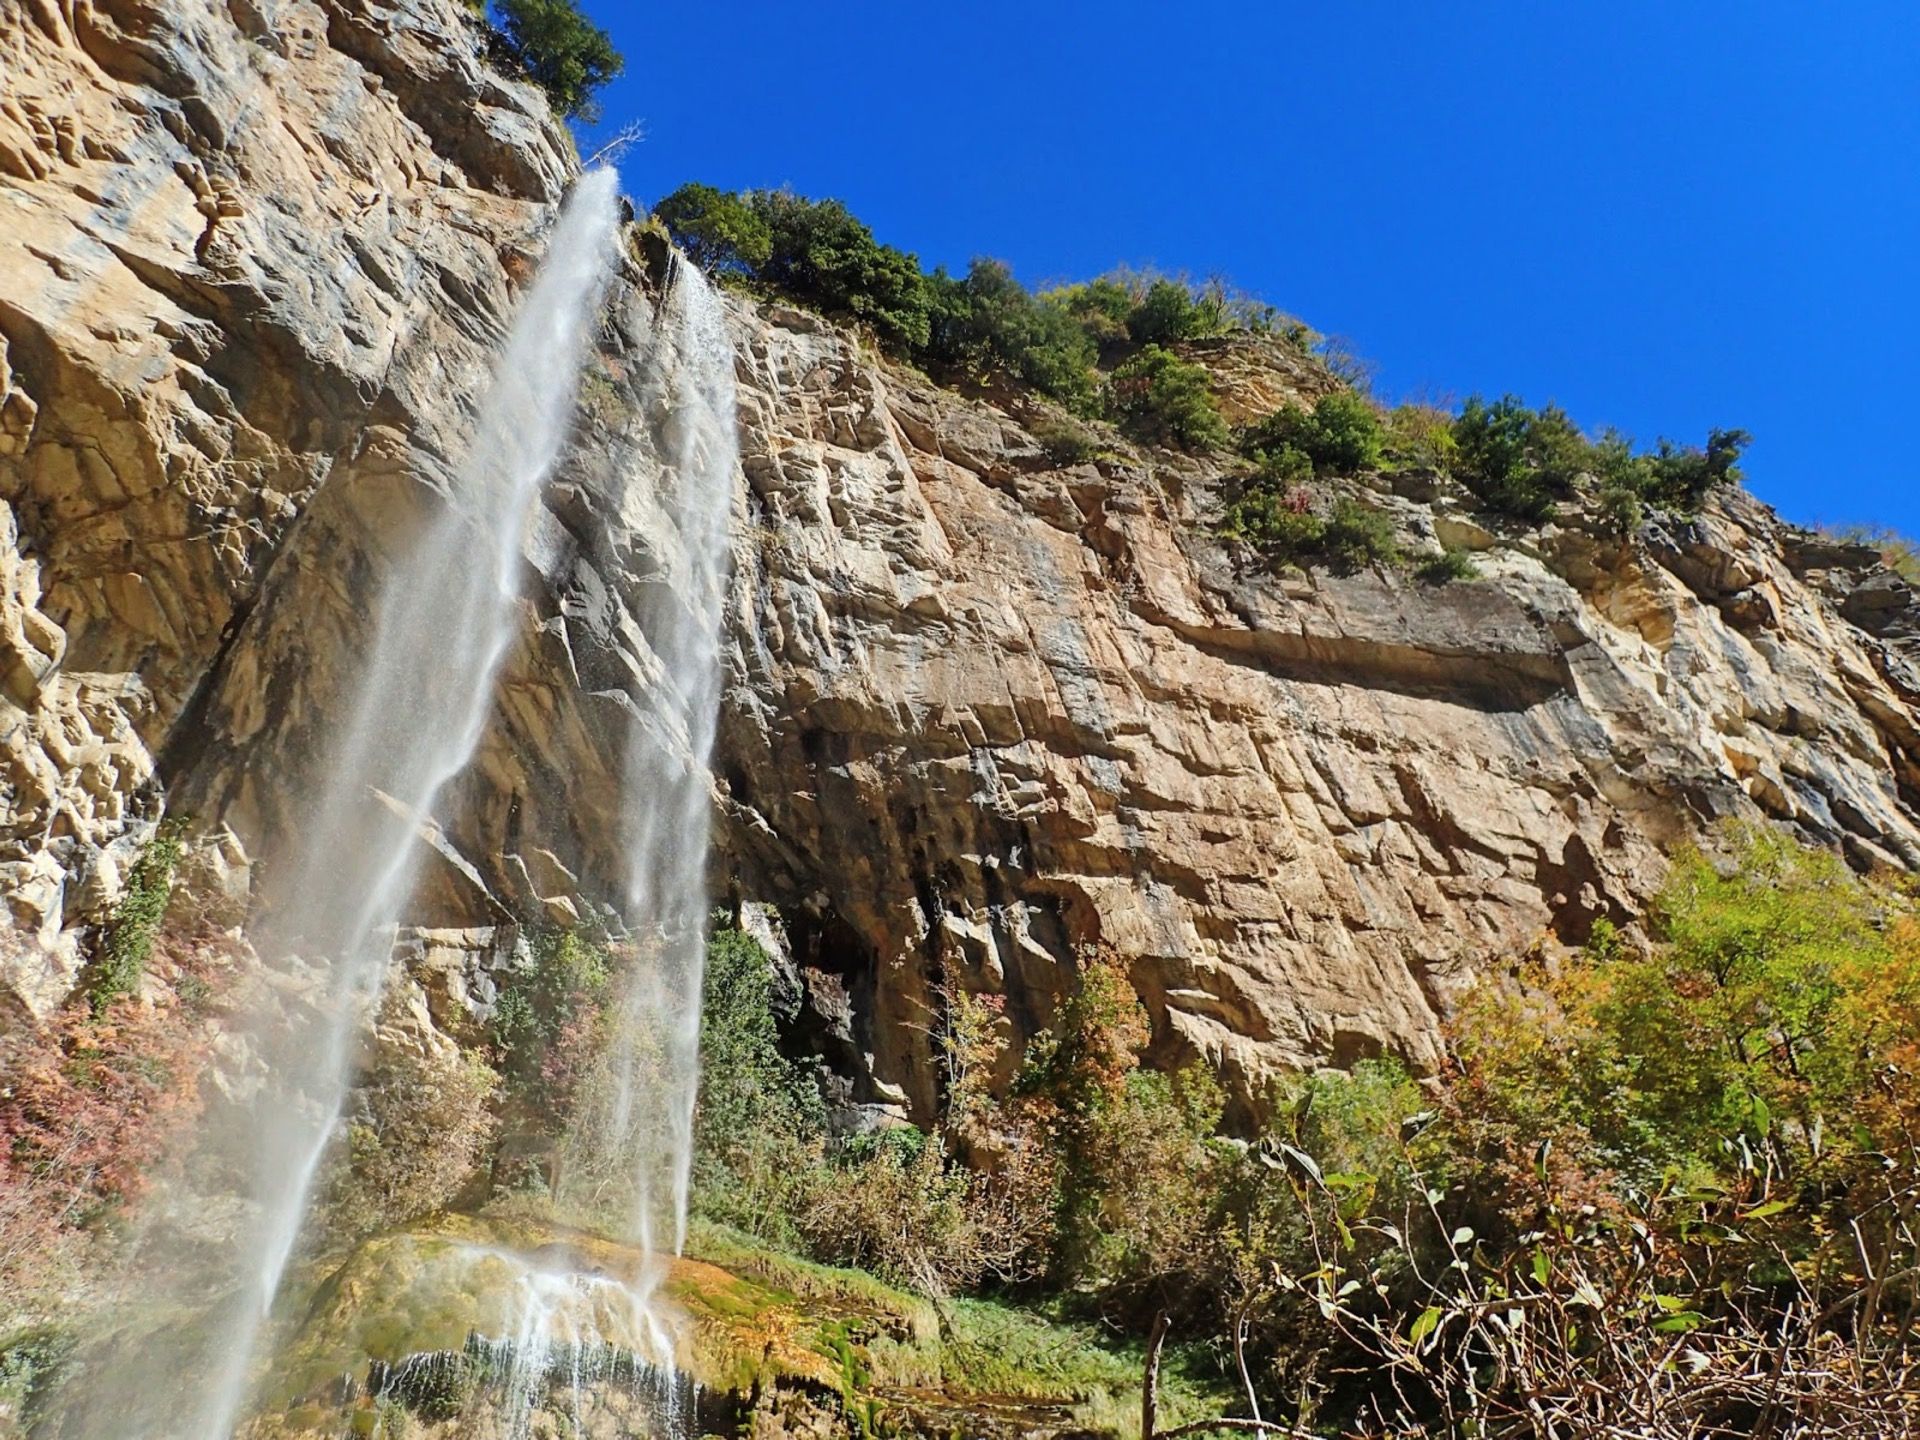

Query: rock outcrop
8,0,1920,1137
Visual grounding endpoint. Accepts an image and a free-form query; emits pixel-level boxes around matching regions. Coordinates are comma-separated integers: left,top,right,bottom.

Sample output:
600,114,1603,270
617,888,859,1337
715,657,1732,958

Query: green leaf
1409,1306,1442,1346
1740,1198,1793,1220
1279,1143,1324,1186
1530,1251,1550,1287
1652,1294,1692,1312
1651,1310,1708,1334
1451,1225,1475,1247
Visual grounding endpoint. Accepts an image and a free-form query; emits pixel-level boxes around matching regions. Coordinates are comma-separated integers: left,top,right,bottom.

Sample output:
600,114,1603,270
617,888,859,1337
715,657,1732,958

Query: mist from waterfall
556,257,737,1285
44,169,623,1440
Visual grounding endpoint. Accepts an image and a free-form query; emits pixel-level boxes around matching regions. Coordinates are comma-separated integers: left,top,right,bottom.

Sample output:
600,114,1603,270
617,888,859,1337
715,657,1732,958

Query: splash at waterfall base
246,1217,750,1440
224,1212,1138,1440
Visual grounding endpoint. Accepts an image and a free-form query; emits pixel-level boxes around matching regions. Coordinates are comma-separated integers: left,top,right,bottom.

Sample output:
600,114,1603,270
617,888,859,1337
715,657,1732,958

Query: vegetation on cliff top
653,183,1753,583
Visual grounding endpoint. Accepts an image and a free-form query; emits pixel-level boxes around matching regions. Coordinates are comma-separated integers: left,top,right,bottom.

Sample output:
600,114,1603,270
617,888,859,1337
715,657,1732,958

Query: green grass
684,1221,1236,1439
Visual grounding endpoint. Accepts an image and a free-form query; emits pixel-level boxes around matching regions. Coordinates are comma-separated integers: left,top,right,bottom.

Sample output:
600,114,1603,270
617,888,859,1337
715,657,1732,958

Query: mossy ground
241,1213,1233,1438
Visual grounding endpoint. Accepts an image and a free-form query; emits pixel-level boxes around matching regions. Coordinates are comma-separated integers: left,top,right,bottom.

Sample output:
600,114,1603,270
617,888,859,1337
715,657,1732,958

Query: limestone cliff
7,0,1920,1136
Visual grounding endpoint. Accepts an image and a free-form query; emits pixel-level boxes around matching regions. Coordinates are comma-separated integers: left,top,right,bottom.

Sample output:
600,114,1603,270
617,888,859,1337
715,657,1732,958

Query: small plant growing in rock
1243,391,1384,476
1105,346,1228,451
1225,483,1399,573
1414,547,1478,584
88,816,186,1015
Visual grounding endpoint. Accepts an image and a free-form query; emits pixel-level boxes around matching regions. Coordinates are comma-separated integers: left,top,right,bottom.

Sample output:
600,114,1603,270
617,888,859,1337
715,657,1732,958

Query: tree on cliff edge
473,0,623,122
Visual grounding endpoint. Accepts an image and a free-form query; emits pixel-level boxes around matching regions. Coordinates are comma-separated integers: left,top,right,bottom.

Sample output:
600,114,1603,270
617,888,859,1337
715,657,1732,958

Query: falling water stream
447,255,741,1440
561,254,738,1267
44,170,623,1439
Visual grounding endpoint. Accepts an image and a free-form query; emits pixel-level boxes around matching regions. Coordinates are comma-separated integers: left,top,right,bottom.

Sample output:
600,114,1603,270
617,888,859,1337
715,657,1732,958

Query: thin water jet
556,255,738,1279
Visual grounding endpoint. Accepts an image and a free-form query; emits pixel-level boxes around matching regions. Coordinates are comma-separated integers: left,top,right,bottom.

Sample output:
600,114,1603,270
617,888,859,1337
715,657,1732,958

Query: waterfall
44,169,623,1440
556,256,738,1294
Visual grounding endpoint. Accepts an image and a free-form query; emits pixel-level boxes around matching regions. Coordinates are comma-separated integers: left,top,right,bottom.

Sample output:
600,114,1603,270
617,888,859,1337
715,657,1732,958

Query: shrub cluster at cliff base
688,825,1920,1435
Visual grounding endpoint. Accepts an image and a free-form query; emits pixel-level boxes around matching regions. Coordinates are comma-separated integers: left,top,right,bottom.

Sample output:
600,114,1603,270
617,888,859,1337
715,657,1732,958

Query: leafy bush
1,967,214,1307
1457,825,1920,1189
1321,498,1400,569
476,0,623,122
1125,278,1229,345
798,1127,1025,1294
330,1019,499,1239
1381,402,1458,472
1450,394,1592,520
1224,482,1400,573
1451,395,1750,526
1264,1103,1920,1438
89,817,185,1015
1644,426,1752,509
1243,391,1384,476
488,928,611,1117
925,260,1099,411
651,183,772,275
747,191,934,352
1027,411,1103,465
692,924,827,1244
1414,547,1478,584
1047,277,1137,346
1105,346,1228,451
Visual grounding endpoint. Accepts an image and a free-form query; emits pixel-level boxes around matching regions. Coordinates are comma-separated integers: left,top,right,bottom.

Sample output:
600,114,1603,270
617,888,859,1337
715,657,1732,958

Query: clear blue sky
577,0,1919,533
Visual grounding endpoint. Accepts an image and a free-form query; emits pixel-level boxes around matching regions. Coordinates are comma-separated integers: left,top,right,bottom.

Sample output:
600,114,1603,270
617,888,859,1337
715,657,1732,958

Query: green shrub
1414,547,1478,584
1455,823,1920,1189
693,923,826,1244
0,1328,70,1430
798,1128,976,1291
651,183,773,275
1225,479,1399,573
1125,278,1228,345
1105,345,1228,451
1224,487,1324,556
925,260,1098,411
1243,391,1383,475
748,191,933,352
487,928,610,1114
89,818,186,1015
1381,402,1458,471
1321,497,1400,569
1643,426,1752,509
1452,397,1749,524
478,0,623,122
1027,411,1102,465
1450,394,1592,520
1046,277,1136,346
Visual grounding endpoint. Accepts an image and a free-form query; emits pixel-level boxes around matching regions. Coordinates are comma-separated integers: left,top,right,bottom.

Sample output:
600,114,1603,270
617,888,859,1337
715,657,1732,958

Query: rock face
8,0,1920,1133
712,315,1920,1117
